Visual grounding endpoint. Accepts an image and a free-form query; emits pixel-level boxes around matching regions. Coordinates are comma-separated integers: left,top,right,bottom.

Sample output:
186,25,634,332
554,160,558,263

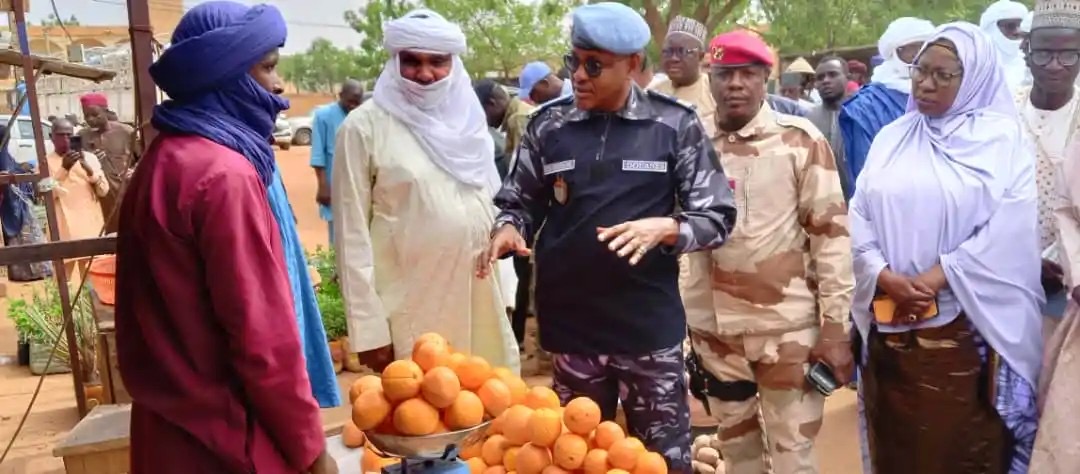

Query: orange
445,390,486,430
482,434,509,466
413,332,449,352
493,368,530,405
392,398,441,436
631,452,667,474
434,420,450,434
606,438,642,471
421,366,462,408
528,408,563,448
489,409,508,435
461,438,484,459
382,360,424,402
348,374,383,403
456,356,494,390
374,415,398,434
413,340,451,372
352,389,392,430
563,397,601,435
342,421,366,448
583,449,610,474
592,421,625,450
524,386,561,410
503,446,521,471
502,405,536,446
552,433,589,470
541,465,571,474
467,457,488,474
516,443,553,474
478,378,513,417
607,470,631,474
362,445,400,473
483,467,508,474
447,352,468,371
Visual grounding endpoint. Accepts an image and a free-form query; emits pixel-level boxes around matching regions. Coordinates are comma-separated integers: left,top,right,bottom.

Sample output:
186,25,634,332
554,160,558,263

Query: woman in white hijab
980,0,1031,91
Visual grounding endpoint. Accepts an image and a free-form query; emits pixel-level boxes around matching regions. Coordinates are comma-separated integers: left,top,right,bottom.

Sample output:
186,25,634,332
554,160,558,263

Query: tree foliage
343,0,575,81
758,0,1036,54
41,14,80,26
279,38,363,93
604,0,750,49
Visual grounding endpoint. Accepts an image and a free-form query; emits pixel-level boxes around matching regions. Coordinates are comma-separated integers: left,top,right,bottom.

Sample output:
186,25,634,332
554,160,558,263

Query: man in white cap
839,17,935,193
981,0,1031,91
333,9,519,372
650,16,715,137
482,3,736,470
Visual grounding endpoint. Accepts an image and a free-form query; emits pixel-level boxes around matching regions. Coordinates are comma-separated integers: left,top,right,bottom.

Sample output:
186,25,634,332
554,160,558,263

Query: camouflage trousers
550,343,691,473
690,327,824,474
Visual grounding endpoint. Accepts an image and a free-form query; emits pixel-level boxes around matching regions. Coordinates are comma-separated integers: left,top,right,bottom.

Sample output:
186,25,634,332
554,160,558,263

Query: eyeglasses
563,53,604,78
661,47,700,59
1029,50,1080,67
908,65,963,85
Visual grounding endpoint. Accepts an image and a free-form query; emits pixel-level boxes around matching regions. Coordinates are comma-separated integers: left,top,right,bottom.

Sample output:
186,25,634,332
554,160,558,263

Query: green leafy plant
7,280,98,381
310,246,347,341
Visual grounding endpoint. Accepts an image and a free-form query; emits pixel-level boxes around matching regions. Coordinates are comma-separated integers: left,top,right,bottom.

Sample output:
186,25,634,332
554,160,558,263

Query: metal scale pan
364,421,492,474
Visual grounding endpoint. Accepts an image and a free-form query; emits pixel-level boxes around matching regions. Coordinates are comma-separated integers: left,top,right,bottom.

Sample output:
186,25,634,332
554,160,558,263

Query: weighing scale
364,421,491,474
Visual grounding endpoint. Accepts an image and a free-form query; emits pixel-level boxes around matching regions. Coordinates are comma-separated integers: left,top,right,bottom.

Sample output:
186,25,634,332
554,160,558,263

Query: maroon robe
115,134,324,473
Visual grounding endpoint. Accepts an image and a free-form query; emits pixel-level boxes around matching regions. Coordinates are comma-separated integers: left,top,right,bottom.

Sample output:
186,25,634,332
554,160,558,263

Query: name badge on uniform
622,160,668,173
543,160,575,176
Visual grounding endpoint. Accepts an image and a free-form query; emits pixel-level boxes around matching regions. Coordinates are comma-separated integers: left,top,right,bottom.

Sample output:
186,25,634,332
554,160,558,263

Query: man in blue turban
484,3,737,471
114,2,337,473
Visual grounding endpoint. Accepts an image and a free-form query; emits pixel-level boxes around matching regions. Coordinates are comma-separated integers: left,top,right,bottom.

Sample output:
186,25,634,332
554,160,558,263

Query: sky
26,0,365,53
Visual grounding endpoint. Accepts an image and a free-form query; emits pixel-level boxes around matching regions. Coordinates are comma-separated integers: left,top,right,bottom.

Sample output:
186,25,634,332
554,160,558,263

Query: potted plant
7,281,102,405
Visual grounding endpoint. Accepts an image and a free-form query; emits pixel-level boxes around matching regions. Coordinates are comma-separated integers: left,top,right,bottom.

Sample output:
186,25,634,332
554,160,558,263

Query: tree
345,0,575,79
604,0,751,49
758,0,1035,54
41,13,79,26
279,39,364,93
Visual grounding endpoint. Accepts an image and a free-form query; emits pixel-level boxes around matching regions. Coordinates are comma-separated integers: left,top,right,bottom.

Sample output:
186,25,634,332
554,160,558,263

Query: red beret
708,30,774,67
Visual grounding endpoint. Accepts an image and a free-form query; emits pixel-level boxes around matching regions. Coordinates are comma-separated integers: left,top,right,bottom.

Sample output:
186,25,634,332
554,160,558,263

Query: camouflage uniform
683,102,854,474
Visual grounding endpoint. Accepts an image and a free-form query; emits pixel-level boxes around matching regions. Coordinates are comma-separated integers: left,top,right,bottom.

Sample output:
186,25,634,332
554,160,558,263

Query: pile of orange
350,333,530,437
460,396,668,474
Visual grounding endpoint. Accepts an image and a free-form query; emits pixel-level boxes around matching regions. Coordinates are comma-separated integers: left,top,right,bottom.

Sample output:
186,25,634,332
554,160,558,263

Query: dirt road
0,147,862,473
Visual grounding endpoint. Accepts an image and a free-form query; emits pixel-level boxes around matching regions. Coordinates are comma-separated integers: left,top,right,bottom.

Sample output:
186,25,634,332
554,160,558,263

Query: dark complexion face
249,49,285,95
815,59,848,102
998,18,1024,40
710,64,768,131
82,104,108,130
530,75,562,104
51,119,73,153
911,42,963,117
339,82,364,112
661,34,704,87
779,84,803,101
399,50,452,85
482,88,510,128
1027,27,1080,96
569,47,638,111
896,41,924,64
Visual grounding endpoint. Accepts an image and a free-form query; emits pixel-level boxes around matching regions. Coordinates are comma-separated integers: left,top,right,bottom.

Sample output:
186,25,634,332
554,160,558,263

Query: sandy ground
0,147,862,473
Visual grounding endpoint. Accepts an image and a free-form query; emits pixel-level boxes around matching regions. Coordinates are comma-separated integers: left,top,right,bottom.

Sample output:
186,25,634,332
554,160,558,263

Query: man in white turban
333,9,520,372
838,17,935,193
981,0,1030,91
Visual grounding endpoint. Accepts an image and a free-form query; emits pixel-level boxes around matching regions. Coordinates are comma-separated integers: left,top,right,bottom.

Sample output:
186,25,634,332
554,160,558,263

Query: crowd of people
12,0,1059,472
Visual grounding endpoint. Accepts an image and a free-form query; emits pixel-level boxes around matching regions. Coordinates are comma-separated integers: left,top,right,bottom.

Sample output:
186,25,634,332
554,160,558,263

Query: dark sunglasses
661,47,701,59
564,53,604,78
1029,50,1080,67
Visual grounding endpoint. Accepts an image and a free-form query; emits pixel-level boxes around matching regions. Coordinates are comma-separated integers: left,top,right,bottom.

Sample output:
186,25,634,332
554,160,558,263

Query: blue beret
571,2,650,55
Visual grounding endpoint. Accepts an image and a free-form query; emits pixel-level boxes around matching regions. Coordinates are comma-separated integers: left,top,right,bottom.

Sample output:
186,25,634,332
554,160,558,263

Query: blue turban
149,1,288,187
571,2,650,55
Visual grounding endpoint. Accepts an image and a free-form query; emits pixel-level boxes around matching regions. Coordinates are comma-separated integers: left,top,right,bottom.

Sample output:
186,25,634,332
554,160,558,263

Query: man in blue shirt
310,79,364,244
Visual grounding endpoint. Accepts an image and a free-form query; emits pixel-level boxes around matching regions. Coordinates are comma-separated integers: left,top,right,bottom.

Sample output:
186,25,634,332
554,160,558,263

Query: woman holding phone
849,23,1042,474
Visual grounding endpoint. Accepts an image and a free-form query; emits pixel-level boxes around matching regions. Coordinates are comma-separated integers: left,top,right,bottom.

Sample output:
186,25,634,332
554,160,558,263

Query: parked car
273,113,292,150
8,116,54,166
290,91,374,147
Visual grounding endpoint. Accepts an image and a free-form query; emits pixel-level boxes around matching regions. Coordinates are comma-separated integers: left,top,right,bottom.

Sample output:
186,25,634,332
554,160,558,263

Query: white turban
871,17,935,94
980,0,1029,91
1020,11,1033,33
372,9,499,195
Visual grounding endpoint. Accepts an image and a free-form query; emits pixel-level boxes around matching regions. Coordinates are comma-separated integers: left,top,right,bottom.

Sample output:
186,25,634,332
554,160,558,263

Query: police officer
477,3,737,471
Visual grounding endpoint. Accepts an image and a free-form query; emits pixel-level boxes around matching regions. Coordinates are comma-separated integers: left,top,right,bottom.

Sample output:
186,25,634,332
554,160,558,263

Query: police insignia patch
553,175,569,205
712,45,724,61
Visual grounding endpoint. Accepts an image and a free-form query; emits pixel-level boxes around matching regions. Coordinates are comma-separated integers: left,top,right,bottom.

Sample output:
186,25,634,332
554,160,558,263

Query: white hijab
980,0,1029,91
871,17,935,94
373,9,500,195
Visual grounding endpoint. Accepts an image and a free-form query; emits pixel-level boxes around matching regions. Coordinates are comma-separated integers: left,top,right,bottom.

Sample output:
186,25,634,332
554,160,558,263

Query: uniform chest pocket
725,154,796,235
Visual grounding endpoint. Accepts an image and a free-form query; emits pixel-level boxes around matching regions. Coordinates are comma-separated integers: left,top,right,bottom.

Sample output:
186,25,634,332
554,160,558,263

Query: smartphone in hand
70,136,83,153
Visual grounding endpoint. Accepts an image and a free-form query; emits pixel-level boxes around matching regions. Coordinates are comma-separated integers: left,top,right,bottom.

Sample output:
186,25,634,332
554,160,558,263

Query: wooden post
11,0,87,416
126,0,158,151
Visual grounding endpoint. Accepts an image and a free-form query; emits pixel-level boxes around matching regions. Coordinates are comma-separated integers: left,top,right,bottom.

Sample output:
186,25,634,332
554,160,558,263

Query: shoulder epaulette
527,95,575,118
